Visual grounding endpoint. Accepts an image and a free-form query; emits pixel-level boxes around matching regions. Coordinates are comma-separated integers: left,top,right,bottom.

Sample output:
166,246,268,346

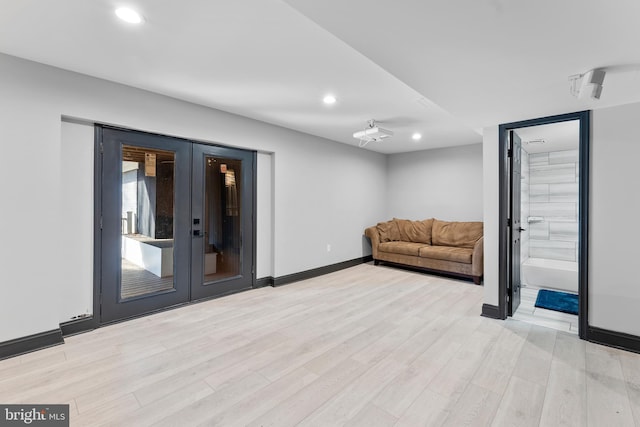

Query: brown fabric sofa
364,218,484,284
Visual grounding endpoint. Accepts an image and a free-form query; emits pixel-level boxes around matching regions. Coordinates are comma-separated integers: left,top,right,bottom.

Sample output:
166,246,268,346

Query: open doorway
498,111,589,340
510,121,580,334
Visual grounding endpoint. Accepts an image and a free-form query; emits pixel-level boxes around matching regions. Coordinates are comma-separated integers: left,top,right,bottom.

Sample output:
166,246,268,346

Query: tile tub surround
527,149,579,263
520,148,530,262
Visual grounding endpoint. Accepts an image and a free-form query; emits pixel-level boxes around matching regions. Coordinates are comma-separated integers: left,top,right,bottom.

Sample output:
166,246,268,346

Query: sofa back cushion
394,218,433,244
376,220,401,242
432,219,483,248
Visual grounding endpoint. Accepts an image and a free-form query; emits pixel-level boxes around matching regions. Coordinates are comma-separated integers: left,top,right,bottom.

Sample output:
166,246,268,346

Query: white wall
0,61,63,341
272,134,387,272
590,103,640,336
482,126,500,306
386,143,483,221
483,103,640,336
0,53,387,342
256,152,274,279
59,121,95,321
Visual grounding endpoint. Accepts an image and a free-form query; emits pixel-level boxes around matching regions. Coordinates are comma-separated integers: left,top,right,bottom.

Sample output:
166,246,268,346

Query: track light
569,69,606,100
579,69,605,100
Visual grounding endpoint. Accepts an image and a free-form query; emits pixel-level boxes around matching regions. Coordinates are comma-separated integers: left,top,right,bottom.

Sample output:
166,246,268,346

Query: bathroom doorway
498,111,589,339
512,121,580,333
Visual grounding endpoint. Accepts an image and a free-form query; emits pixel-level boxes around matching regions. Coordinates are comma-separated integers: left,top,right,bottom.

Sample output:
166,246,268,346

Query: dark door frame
498,110,590,340
93,125,257,326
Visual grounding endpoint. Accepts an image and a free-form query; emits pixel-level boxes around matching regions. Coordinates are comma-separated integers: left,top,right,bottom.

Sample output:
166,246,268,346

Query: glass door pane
120,145,176,299
202,156,242,283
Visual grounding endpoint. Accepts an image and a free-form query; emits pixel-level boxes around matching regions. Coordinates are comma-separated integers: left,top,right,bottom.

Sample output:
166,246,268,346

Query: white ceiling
1,1,639,154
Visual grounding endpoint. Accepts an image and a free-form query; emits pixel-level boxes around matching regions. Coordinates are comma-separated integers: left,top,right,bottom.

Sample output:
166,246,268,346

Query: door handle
518,227,526,232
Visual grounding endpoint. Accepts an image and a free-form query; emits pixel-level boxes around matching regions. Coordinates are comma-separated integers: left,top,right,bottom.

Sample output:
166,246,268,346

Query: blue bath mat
535,289,579,315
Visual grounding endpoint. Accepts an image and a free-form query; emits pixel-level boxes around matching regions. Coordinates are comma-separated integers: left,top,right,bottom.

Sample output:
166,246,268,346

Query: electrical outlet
326,244,331,252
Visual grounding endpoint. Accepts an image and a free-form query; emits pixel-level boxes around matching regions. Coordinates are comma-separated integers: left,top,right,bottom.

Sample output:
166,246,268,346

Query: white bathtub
521,257,578,293
122,236,174,277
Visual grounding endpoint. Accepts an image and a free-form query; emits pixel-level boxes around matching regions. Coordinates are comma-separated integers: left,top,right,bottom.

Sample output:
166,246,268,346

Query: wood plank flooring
1,263,639,426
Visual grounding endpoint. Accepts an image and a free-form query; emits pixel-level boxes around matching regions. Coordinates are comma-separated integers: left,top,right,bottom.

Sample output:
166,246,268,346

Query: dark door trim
92,126,104,329
498,110,590,340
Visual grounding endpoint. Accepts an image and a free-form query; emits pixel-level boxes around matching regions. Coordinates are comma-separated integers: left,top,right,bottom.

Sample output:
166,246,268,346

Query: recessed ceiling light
412,133,422,141
115,7,143,24
323,95,337,105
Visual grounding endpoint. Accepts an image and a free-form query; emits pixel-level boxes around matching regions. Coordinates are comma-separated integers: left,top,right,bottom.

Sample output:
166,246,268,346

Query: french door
190,143,255,300
98,127,255,323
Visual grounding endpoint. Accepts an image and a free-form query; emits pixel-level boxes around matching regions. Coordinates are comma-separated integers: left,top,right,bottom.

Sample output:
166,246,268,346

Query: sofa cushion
394,218,434,244
379,241,426,256
376,220,401,242
432,219,483,248
419,245,474,264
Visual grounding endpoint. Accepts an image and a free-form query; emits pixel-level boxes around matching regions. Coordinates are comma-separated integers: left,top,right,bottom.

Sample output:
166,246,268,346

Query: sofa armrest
471,236,484,278
364,226,381,259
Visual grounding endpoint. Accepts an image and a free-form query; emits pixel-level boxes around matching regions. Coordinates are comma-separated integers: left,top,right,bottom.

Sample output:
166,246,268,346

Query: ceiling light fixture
412,133,422,141
323,94,337,105
115,7,143,24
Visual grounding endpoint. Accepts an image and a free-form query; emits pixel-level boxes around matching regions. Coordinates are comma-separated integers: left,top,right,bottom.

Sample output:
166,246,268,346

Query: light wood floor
1,263,639,426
